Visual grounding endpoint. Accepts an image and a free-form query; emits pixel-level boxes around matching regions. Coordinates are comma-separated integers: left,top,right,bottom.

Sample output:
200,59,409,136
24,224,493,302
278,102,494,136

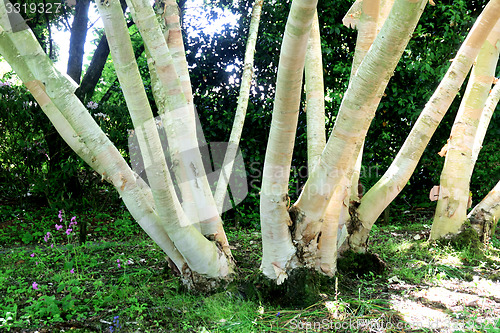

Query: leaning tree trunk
0,0,259,290
431,20,500,240
468,181,500,241
348,0,500,252
339,0,382,251
342,0,393,205
213,0,264,213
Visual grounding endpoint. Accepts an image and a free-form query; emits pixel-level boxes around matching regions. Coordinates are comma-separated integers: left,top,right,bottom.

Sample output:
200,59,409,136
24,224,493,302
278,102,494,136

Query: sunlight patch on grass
437,253,462,266
395,240,414,253
390,294,453,330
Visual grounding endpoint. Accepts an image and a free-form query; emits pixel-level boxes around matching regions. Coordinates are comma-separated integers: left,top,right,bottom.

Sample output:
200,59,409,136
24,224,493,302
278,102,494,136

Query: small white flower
94,112,108,119
87,101,99,109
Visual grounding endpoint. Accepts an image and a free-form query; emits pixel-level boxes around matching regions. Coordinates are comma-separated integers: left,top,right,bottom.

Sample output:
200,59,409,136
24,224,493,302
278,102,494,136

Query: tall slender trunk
214,0,264,213
341,0,382,252
304,12,342,275
260,0,318,282
294,0,426,259
126,0,229,251
349,0,500,252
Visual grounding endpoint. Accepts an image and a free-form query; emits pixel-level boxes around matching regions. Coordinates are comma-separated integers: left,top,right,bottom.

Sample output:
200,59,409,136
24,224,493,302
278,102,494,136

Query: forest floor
0,206,499,332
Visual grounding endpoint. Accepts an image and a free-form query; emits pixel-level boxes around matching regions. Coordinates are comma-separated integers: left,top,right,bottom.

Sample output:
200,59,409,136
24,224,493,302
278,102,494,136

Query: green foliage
0,77,124,211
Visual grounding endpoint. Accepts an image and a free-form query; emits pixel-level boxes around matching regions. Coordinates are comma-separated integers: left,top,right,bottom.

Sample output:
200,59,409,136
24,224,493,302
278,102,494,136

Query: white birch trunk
293,0,426,258
431,21,500,240
152,0,201,228
260,0,318,282
126,0,228,249
350,0,500,251
304,12,339,275
305,12,326,172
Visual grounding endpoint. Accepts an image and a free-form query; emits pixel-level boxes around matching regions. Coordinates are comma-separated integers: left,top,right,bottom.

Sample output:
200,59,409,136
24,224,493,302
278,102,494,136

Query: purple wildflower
113,316,120,328
32,282,39,290
117,259,121,268
55,224,63,231
44,232,51,242
70,216,77,226
58,210,63,222
70,268,75,274
30,253,35,257
50,244,54,248
65,228,72,235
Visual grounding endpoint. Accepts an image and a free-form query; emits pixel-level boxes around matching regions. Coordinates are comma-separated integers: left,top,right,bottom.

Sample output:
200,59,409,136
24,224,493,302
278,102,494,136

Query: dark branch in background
42,0,53,59
76,0,129,102
98,41,144,105
67,0,91,84
61,4,72,31
76,33,110,102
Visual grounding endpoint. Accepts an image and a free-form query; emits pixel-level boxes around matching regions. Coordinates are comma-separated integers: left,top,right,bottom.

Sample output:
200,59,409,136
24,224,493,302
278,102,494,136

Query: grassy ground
0,207,499,332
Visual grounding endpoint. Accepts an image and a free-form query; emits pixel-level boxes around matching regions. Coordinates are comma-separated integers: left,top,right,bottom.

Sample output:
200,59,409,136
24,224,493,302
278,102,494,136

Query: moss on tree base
237,268,332,308
437,223,484,255
447,227,482,250
337,250,387,277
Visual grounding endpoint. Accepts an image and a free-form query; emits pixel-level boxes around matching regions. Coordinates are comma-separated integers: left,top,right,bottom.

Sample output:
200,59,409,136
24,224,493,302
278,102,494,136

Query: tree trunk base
469,210,498,245
437,224,484,254
178,270,233,294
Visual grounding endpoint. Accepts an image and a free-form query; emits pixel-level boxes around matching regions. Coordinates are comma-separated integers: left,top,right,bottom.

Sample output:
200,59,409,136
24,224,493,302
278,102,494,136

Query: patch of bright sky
52,0,239,75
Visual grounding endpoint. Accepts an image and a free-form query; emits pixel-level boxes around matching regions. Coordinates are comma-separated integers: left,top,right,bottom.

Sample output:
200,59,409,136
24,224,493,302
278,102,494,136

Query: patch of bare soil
388,278,500,332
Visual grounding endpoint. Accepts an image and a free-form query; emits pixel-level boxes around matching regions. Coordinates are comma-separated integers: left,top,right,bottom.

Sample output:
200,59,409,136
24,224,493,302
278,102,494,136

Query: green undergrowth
0,207,499,332
369,222,500,285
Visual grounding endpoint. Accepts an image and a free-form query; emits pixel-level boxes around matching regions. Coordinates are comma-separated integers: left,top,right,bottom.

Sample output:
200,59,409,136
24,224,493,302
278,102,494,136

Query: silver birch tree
0,0,263,289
